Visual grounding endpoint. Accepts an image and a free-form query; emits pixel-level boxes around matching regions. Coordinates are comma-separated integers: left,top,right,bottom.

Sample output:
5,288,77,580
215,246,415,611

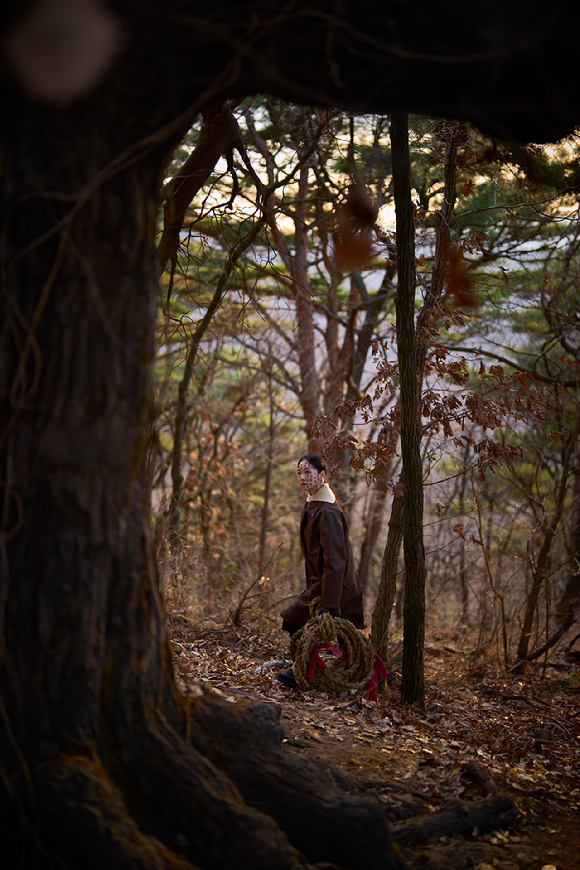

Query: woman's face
297,460,325,495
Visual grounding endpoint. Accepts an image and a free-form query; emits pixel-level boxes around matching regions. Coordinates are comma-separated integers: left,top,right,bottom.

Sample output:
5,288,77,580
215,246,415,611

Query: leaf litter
169,612,580,870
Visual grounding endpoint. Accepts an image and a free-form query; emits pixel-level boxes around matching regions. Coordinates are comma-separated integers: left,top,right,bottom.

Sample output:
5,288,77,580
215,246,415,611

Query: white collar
307,482,336,504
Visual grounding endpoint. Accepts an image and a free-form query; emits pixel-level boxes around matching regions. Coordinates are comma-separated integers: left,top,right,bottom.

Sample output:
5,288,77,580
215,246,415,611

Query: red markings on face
297,461,323,494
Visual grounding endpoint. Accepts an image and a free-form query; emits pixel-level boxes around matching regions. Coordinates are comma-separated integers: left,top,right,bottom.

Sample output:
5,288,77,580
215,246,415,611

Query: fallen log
389,794,518,846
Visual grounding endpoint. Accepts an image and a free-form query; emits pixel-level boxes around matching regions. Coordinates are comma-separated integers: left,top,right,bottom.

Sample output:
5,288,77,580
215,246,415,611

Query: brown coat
281,500,364,629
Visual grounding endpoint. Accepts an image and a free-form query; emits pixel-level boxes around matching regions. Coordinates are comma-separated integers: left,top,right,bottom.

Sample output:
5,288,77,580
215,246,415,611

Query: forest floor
168,610,580,870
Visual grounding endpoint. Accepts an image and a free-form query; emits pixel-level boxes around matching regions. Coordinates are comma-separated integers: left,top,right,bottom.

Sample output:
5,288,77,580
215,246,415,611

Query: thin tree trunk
557,456,580,623
459,442,470,627
415,126,462,376
259,370,275,574
515,419,580,669
371,492,404,663
168,216,265,545
390,111,426,703
359,427,398,593
358,485,389,593
293,163,321,451
263,159,321,453
372,121,461,683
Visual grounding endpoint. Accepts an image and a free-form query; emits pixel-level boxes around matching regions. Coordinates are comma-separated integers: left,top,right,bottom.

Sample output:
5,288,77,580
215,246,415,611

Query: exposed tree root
3,688,521,869
34,756,198,870
126,713,310,870
187,694,405,870
390,794,518,847
5,742,309,870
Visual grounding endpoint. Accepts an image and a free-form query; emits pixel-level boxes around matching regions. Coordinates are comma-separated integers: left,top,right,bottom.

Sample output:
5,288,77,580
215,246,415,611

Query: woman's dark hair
297,454,326,473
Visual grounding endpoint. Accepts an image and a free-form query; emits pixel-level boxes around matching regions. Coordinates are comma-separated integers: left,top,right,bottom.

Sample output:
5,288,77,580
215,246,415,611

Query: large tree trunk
0,45,405,870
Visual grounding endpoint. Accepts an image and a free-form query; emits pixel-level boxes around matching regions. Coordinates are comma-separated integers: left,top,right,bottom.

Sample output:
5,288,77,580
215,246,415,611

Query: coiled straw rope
289,597,385,698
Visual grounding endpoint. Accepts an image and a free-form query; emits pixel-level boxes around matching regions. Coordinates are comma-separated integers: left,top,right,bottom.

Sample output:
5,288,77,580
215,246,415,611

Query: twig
481,687,572,732
509,607,576,671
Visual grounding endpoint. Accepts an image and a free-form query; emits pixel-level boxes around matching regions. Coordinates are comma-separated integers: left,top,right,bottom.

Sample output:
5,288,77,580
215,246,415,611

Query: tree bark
390,795,518,846
557,455,580,624
0,94,405,870
391,111,426,704
358,484,389,593
371,121,461,684
371,492,404,664
258,370,275,574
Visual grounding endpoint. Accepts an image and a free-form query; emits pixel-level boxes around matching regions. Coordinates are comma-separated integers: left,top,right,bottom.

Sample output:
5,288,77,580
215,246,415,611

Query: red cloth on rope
307,642,342,679
365,653,387,702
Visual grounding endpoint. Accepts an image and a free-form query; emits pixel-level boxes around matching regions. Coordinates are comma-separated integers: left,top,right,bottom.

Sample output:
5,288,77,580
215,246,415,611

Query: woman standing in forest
277,454,364,688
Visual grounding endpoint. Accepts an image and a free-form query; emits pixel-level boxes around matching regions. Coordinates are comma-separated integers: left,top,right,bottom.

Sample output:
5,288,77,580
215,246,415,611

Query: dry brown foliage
167,605,580,870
